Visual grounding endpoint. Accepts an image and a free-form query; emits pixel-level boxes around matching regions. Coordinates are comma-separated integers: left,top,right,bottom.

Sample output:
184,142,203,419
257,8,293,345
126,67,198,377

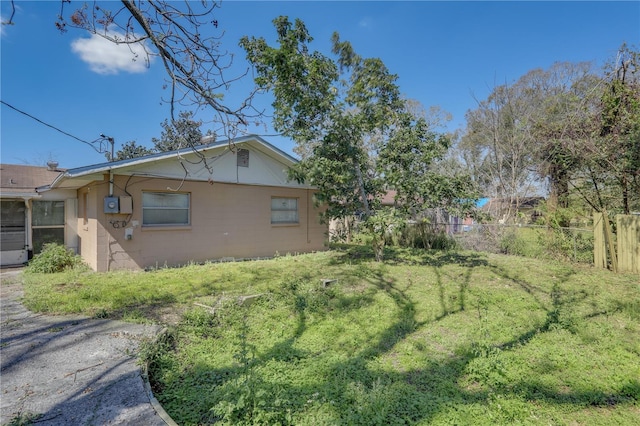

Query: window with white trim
31,200,65,253
271,197,298,224
142,192,190,226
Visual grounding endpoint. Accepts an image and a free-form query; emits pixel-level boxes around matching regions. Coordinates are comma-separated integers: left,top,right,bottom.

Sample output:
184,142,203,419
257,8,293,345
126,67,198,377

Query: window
271,197,298,224
1,200,26,251
142,192,190,226
32,200,65,253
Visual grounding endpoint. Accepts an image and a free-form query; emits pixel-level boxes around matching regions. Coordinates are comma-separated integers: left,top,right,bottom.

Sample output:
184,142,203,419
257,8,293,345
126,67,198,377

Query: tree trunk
354,159,371,218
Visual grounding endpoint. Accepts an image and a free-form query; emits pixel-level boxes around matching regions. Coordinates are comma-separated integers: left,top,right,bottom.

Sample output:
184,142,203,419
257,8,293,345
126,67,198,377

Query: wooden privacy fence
594,212,640,274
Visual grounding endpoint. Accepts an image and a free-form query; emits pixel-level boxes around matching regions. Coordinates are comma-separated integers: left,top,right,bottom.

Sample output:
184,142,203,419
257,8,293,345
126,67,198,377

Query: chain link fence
330,217,595,265
451,224,594,264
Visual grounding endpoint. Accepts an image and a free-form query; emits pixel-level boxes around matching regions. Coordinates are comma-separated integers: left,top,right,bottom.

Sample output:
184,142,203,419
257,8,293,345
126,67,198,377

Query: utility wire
1,100,102,151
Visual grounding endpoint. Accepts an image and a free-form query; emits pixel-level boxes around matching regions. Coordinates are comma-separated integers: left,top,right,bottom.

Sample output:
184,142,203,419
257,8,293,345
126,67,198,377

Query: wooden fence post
602,210,618,273
616,214,640,274
593,212,606,269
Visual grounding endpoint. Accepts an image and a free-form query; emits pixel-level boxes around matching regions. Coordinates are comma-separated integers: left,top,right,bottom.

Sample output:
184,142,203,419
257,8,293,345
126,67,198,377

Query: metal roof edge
50,135,297,188
0,191,40,199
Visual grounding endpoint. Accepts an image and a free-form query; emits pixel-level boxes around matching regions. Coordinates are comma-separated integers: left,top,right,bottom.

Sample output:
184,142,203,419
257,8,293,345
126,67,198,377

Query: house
1,135,327,271
328,189,474,241
0,162,77,266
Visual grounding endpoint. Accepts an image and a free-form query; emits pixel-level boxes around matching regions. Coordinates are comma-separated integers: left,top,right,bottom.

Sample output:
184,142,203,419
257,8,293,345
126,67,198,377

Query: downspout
306,189,310,243
23,197,33,259
107,170,113,271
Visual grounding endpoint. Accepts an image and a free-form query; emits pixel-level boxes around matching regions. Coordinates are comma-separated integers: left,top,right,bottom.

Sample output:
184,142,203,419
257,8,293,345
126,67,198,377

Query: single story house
1,135,327,271
1,162,77,266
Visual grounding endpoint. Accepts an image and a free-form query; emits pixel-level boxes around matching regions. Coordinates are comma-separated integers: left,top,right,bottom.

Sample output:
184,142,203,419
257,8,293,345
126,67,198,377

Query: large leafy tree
595,44,640,214
241,17,403,222
152,110,211,152
380,115,478,219
242,17,477,259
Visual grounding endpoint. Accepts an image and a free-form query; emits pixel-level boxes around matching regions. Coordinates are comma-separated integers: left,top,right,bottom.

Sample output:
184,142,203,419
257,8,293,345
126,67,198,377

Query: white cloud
71,30,154,75
358,17,374,29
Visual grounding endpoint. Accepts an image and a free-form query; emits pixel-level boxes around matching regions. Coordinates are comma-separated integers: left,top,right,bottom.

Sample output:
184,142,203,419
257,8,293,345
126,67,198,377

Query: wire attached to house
2,100,91,144
1,100,111,154
166,161,189,191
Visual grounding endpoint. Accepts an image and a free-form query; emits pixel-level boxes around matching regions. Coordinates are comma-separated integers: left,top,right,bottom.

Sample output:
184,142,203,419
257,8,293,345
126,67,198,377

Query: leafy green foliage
596,43,640,214
109,140,154,161
24,243,86,274
152,110,208,152
461,44,640,217
242,17,478,258
241,17,338,142
109,110,212,161
393,222,459,251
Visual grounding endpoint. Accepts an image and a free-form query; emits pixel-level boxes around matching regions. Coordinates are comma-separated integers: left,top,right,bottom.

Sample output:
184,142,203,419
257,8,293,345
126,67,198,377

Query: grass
19,246,640,425
456,225,594,264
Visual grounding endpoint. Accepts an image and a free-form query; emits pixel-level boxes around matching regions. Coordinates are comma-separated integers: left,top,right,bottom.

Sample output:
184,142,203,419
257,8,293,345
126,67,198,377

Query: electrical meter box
104,196,119,214
119,196,133,214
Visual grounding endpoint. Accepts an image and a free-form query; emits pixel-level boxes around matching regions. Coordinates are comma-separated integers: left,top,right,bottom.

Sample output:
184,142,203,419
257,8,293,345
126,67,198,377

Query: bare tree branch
56,0,260,141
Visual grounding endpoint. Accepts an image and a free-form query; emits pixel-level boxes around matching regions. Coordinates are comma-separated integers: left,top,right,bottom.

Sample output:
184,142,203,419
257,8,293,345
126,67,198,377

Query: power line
1,100,103,151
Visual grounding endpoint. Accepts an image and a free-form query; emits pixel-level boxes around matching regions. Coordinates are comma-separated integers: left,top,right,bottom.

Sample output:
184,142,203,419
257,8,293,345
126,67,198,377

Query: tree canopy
461,44,640,220
109,110,213,161
242,17,478,259
109,140,155,162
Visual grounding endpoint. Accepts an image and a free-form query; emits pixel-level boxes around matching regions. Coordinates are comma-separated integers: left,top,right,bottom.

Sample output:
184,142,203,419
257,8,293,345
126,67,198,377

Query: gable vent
237,149,249,167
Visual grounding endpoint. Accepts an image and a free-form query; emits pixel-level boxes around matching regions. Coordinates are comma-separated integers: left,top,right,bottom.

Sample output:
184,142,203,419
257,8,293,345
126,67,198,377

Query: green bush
391,221,459,250
499,229,526,256
25,243,86,273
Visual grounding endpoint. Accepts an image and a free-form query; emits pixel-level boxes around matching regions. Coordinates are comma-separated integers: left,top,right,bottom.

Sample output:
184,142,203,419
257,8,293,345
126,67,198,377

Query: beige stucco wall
77,185,100,270
78,174,326,271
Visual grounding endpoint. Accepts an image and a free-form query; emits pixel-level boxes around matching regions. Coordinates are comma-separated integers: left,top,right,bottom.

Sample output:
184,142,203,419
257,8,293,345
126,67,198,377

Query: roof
45,135,303,190
480,197,545,212
0,164,63,198
380,190,398,206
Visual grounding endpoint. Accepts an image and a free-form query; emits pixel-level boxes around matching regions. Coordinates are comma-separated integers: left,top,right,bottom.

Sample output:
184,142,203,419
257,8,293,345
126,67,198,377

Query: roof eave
48,135,299,189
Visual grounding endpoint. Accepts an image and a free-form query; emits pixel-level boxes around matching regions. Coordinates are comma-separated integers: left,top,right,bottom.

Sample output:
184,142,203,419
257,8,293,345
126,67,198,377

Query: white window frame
31,200,66,253
142,192,190,226
271,197,299,225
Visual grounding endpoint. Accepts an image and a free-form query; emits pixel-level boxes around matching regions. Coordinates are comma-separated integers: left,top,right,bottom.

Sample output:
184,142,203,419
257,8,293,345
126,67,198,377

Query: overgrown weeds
24,243,87,274
22,248,639,424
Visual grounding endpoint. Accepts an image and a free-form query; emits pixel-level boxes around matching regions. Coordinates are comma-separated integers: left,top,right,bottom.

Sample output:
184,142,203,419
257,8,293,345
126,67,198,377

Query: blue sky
1,1,639,169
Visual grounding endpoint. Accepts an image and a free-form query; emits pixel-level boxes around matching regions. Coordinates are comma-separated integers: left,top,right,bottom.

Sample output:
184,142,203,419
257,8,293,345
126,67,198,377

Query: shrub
25,243,86,273
499,229,527,256
396,221,458,250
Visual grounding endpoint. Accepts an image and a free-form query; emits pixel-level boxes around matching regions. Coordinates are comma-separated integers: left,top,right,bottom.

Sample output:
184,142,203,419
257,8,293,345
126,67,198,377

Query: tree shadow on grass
152,247,639,424
329,243,489,269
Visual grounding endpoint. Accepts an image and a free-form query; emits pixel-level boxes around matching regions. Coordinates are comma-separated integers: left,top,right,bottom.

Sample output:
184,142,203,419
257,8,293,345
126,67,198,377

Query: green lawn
20,246,640,425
